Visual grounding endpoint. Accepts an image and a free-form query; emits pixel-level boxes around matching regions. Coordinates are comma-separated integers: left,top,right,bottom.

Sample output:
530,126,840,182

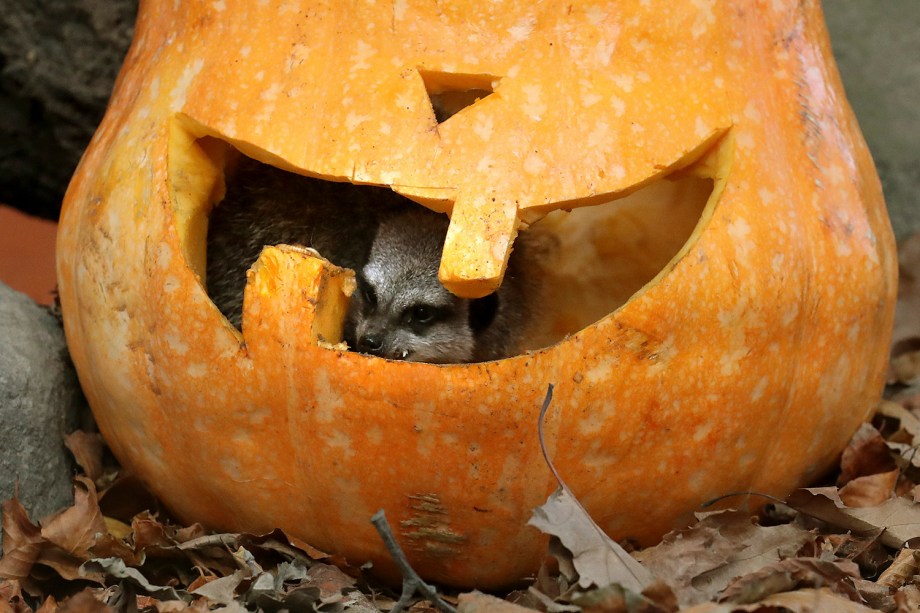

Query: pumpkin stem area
167,119,716,362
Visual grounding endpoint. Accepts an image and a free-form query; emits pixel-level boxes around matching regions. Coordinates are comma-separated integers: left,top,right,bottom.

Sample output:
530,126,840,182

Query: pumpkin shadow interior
169,119,717,361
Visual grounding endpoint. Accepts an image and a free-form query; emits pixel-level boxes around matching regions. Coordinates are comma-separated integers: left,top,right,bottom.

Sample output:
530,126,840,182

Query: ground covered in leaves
2,233,920,613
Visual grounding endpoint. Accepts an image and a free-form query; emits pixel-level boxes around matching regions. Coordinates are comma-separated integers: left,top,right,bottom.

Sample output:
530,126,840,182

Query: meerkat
206,157,537,363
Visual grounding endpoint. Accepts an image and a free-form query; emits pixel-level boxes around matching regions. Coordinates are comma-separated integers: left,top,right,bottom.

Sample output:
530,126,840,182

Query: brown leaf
892,350,920,386
55,590,112,613
635,510,814,607
0,579,31,613
63,432,105,483
301,563,355,600
0,499,45,583
839,424,898,486
878,548,920,589
718,558,861,604
528,487,655,592
572,581,677,613
839,470,899,507
895,583,920,612
39,478,106,558
457,592,536,613
787,488,920,549
96,475,159,523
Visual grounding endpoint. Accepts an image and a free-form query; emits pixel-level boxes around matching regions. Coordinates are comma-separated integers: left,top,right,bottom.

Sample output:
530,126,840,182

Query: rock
0,282,85,554
0,0,136,219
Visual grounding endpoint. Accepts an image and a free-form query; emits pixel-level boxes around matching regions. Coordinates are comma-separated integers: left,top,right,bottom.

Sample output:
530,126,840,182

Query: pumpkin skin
56,0,896,588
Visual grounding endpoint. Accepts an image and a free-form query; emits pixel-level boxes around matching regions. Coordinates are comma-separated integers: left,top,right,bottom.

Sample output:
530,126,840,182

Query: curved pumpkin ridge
57,0,896,588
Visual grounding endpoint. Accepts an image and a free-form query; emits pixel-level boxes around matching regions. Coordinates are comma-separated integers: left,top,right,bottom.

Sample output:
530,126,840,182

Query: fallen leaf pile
2,231,920,613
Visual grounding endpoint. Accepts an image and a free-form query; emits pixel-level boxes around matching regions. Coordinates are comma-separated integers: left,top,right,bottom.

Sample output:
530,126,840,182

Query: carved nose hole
418,69,499,124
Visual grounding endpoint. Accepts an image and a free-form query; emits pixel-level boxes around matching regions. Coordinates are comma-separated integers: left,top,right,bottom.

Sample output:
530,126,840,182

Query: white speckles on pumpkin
473,115,494,141
612,73,634,93
350,40,376,73
169,58,204,109
186,362,207,378
593,37,618,67
508,17,535,42
524,152,546,175
727,217,753,259
163,331,189,355
392,0,407,20
345,111,371,132
521,84,546,121
156,244,173,270
312,371,345,424
211,0,226,10
581,91,603,108
750,376,769,402
324,429,356,461
695,117,710,139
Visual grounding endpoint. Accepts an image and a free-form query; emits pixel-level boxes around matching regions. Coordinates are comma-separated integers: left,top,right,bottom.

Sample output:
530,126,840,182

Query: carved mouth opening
169,117,719,363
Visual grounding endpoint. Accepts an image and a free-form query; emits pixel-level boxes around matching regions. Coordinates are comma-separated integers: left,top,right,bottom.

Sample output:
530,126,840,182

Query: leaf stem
370,510,457,613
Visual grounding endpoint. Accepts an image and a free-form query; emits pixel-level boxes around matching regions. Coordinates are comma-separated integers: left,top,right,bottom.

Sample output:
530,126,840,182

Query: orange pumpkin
57,0,896,587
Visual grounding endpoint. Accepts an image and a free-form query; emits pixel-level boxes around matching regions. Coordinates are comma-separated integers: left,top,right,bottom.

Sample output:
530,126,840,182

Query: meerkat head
344,205,499,364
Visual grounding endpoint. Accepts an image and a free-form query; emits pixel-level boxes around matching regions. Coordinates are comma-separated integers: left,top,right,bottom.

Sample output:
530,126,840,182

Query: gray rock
0,0,136,219
0,282,85,554
825,2,920,241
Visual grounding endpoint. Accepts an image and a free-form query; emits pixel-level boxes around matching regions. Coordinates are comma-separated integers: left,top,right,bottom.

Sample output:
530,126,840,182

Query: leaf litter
4,231,920,612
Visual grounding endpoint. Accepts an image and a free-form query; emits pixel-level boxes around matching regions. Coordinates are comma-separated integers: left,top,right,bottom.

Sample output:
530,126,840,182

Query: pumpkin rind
57,0,896,587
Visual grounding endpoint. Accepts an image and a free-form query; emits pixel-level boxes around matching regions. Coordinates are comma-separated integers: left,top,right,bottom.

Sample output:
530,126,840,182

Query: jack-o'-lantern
56,0,896,588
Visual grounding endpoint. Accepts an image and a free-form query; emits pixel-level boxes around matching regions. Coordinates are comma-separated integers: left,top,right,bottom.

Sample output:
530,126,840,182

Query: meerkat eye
411,305,435,324
359,280,377,309
403,304,440,327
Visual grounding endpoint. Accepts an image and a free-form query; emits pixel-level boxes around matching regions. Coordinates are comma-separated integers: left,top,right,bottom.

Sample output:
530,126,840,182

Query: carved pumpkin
57,0,896,587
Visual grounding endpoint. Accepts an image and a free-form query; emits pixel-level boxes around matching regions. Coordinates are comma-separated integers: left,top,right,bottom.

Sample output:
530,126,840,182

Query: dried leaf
79,558,187,602
530,385,654,593
839,424,898,486
529,487,654,592
892,350,920,386
40,478,106,558
189,570,247,606
718,558,861,604
0,500,44,582
788,488,920,548
572,581,677,613
54,590,112,613
839,470,899,508
683,588,877,612
457,591,538,613
635,510,814,606
63,432,105,483
877,548,920,589
895,583,920,611
0,579,30,613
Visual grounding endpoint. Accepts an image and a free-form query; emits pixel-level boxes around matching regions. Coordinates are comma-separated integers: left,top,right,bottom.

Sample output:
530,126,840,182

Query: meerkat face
343,206,479,363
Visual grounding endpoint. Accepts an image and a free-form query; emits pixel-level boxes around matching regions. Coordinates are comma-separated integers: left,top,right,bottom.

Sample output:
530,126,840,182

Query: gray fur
206,158,534,363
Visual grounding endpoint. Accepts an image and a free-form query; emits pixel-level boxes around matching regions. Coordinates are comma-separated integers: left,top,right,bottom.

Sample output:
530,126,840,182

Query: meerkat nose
358,333,384,354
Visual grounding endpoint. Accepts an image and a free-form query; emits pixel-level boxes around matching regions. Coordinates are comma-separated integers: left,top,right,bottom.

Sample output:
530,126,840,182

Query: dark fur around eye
358,275,377,309
469,293,498,332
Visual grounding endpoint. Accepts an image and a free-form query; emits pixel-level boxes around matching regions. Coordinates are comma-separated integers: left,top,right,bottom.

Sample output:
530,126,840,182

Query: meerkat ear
468,292,499,332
